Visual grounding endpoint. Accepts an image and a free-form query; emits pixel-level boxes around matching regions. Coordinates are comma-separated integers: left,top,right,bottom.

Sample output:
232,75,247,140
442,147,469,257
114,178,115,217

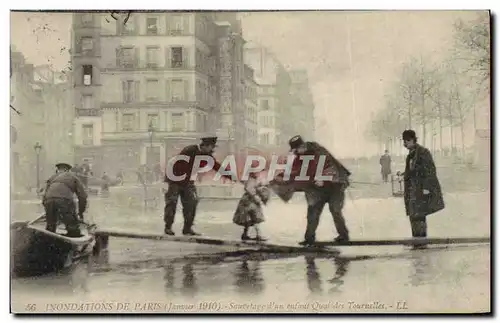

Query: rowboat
10,215,97,277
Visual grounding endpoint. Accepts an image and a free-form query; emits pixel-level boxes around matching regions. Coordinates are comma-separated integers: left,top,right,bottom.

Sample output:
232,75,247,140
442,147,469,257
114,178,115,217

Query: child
233,171,271,241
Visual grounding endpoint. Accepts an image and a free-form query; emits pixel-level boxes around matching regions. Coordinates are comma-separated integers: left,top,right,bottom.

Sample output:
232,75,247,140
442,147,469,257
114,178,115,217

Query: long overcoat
403,144,445,218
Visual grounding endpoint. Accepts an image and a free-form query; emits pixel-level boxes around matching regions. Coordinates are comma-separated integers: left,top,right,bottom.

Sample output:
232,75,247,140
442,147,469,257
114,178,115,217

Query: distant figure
116,169,124,185
233,170,271,241
379,150,392,183
43,162,88,237
401,130,445,243
101,172,110,193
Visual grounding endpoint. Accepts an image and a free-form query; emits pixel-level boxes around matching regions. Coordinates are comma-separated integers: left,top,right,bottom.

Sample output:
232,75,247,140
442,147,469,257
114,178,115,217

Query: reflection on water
305,256,350,295
11,246,490,313
328,257,350,294
234,260,265,295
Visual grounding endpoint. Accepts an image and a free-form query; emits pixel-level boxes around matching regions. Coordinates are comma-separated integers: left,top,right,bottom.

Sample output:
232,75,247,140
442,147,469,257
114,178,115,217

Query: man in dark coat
163,137,235,236
379,150,392,183
402,130,445,240
276,135,352,246
43,162,88,237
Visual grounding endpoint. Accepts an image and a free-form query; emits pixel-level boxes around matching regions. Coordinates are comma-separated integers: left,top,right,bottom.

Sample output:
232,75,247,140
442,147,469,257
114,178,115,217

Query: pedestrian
275,135,351,246
379,149,392,183
401,130,445,243
42,162,88,237
233,170,271,241
163,136,235,236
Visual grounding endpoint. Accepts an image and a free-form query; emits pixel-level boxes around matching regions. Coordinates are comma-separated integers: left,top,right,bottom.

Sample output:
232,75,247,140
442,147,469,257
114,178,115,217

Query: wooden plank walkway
95,230,490,249
94,230,339,254
314,237,490,247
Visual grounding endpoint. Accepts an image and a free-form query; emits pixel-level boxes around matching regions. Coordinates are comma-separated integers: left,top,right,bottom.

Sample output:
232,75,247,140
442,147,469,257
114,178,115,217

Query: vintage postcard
9,9,491,314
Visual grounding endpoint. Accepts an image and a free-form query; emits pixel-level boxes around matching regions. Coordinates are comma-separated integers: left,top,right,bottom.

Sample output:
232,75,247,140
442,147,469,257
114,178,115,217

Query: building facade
10,50,72,194
243,64,259,151
70,12,254,176
289,69,315,141
71,12,230,176
244,43,293,151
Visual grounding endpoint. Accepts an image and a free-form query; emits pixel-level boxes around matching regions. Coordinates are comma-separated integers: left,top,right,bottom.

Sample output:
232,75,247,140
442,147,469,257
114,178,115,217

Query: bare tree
451,12,490,99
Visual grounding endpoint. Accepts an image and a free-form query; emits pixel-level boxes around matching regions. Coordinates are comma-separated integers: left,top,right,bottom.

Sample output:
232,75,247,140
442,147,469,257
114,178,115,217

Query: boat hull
10,221,95,277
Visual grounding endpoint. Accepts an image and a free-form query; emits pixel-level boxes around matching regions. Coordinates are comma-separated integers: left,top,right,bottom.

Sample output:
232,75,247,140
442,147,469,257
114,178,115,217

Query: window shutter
183,15,189,34
165,46,171,68
183,47,189,68
165,79,171,102
133,15,140,35
116,47,121,67
183,80,189,101
134,81,140,102
116,19,122,35
165,14,170,35
122,80,127,102
134,48,139,67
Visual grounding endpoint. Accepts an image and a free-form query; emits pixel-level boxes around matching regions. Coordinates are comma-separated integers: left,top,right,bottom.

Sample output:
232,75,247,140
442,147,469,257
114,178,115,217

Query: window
171,15,183,34
171,47,183,68
260,133,269,145
171,112,184,131
82,124,94,145
82,65,93,85
118,47,135,67
261,99,269,110
123,80,137,103
122,114,135,131
81,94,93,109
122,19,136,34
81,13,93,24
147,114,159,130
146,79,160,101
171,79,185,101
146,17,158,35
81,37,93,54
146,46,160,68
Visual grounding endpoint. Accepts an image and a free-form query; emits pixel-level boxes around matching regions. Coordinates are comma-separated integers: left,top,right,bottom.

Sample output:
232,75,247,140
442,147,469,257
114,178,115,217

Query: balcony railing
101,101,201,109
102,61,193,72
76,108,101,117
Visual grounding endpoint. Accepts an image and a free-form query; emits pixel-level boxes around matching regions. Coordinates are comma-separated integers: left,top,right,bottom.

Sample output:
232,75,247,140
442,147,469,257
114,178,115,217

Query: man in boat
401,130,445,240
42,162,88,237
163,137,236,236
275,135,352,246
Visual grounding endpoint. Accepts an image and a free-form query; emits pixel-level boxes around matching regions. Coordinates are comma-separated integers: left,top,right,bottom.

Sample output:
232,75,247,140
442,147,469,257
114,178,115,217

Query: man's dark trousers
43,198,81,237
164,182,198,232
304,183,349,243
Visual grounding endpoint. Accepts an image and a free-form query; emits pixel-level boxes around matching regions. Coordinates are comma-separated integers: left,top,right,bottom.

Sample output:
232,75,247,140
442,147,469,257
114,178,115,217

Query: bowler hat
200,136,218,146
55,162,72,170
289,135,305,150
402,130,417,141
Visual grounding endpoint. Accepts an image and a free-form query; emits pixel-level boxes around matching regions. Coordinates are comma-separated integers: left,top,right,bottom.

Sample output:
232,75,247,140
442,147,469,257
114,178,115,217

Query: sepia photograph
8,7,491,314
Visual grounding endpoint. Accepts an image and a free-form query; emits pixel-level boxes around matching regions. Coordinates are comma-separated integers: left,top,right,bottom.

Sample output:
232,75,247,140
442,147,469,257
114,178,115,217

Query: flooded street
10,188,491,313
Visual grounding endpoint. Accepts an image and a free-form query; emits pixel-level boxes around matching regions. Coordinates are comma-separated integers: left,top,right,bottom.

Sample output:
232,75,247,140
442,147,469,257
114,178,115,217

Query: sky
10,10,482,157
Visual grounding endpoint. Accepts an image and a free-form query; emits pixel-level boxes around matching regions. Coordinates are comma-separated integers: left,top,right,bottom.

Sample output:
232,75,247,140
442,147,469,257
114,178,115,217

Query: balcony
102,61,193,72
101,100,202,110
76,108,101,117
101,130,209,141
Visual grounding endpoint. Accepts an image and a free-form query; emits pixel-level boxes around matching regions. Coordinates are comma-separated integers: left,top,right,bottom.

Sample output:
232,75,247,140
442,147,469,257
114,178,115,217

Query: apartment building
289,69,315,141
71,12,224,175
243,64,259,151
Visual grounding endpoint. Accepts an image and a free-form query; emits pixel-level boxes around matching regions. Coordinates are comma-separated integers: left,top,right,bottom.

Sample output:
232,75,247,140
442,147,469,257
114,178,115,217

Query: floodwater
10,186,491,313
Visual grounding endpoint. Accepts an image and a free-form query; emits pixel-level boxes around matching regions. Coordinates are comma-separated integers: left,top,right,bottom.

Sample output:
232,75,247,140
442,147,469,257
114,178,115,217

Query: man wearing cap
42,163,88,237
401,130,444,240
163,137,235,236
277,135,351,246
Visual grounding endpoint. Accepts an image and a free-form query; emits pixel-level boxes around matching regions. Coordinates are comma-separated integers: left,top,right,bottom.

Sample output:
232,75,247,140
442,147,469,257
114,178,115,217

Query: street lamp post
34,142,42,196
